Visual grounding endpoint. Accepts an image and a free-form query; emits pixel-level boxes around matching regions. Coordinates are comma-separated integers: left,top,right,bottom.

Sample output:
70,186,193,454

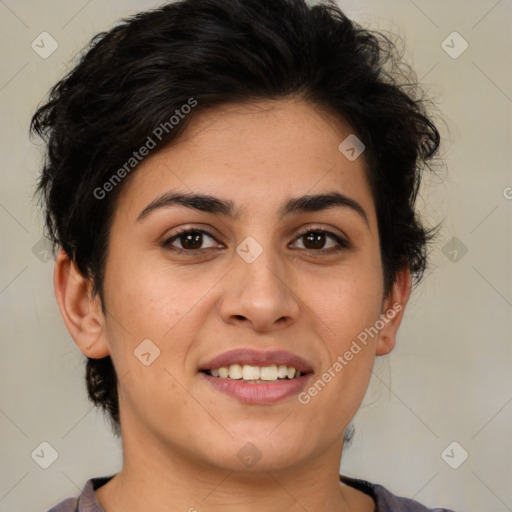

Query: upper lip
199,348,314,374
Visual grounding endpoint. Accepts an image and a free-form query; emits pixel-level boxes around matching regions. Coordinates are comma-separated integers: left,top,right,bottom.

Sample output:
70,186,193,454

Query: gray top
47,474,456,512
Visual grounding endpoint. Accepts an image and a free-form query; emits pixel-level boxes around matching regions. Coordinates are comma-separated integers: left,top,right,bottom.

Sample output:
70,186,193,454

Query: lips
199,348,314,404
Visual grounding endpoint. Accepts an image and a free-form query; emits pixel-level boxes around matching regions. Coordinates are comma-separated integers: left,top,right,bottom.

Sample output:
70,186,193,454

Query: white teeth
278,365,288,378
228,364,243,379
242,365,260,380
207,364,302,381
286,367,296,379
260,365,278,380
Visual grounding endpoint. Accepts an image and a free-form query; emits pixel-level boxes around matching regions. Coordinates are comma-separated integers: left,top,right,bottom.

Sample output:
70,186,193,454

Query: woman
32,0,453,510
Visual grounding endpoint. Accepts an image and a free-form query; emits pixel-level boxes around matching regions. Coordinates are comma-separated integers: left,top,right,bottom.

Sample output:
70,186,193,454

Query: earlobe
375,267,412,356
54,249,110,359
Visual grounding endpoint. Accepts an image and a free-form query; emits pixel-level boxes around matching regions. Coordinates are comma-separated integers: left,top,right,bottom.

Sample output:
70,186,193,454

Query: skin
54,98,411,512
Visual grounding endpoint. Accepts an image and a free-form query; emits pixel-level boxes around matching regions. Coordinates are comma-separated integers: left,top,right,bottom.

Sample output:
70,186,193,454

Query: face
65,99,408,474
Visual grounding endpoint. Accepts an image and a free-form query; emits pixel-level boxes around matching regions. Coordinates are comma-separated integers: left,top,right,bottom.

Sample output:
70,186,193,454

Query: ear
375,267,412,356
54,249,110,358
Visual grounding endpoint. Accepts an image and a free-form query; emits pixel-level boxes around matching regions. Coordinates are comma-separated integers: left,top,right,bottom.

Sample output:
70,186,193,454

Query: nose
218,246,301,333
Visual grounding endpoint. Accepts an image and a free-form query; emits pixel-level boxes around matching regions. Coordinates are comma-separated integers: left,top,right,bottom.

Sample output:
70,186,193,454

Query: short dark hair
31,0,441,437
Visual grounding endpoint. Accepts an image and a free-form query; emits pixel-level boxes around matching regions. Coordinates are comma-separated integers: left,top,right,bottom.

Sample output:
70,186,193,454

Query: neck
95,426,373,512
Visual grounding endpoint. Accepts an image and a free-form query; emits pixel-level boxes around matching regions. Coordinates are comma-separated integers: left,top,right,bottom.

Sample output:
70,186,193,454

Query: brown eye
163,229,220,251
302,232,327,250
291,230,349,252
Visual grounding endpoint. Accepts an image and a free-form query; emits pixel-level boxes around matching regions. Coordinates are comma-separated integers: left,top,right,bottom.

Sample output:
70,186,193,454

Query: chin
202,430,313,473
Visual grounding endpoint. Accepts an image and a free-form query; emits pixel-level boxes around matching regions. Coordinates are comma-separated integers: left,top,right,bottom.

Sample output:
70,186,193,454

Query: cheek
304,255,383,343
103,250,202,334
314,288,380,386
295,259,383,412
102,252,220,382
116,354,205,449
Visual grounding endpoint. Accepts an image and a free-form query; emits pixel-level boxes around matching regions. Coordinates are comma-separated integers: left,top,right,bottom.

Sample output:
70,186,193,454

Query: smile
204,364,302,382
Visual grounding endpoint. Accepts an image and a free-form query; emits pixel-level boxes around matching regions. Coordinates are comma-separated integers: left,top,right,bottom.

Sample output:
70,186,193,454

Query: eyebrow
136,190,369,227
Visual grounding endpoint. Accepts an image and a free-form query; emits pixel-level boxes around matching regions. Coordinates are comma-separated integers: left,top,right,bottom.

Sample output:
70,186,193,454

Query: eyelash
162,226,350,254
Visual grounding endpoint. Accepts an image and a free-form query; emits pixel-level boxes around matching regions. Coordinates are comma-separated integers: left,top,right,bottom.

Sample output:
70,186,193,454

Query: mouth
202,364,305,383
199,349,313,404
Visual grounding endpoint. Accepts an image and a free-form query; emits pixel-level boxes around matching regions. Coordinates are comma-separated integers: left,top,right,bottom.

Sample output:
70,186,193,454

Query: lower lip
201,372,312,404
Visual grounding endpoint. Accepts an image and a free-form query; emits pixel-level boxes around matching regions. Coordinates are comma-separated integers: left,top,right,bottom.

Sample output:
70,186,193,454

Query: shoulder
341,475,456,512
46,475,114,512
48,498,78,512
46,496,78,512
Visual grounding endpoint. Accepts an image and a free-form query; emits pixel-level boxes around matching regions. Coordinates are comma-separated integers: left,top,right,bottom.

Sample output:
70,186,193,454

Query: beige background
0,1,511,511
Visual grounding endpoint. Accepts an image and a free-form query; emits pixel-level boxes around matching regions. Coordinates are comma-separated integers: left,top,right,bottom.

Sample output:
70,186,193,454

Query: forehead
113,99,376,225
